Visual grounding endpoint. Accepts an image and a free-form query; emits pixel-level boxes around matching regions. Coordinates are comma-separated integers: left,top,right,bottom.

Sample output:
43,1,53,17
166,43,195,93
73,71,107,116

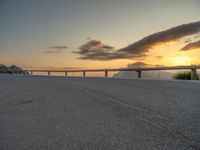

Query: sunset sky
0,0,200,69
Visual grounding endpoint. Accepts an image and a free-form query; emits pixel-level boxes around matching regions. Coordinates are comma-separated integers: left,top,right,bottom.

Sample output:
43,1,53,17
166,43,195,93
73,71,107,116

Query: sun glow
170,56,195,66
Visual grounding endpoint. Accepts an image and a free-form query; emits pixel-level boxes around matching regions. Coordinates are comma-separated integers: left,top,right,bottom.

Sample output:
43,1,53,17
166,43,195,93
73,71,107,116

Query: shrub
173,71,199,80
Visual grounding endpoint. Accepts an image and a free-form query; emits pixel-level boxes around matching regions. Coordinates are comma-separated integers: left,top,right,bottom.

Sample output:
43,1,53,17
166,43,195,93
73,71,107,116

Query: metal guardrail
25,65,200,80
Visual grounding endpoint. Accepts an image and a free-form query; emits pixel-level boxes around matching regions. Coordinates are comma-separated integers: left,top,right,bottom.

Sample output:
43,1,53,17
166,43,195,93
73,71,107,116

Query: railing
25,65,200,80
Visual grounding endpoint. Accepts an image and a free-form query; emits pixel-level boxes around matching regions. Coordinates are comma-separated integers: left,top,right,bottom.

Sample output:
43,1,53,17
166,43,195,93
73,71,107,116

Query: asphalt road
0,75,200,150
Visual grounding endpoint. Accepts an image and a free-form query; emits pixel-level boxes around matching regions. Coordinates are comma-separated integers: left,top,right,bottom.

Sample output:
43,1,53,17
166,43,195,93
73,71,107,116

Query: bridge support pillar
191,69,197,80
137,70,141,79
105,70,108,77
83,71,86,77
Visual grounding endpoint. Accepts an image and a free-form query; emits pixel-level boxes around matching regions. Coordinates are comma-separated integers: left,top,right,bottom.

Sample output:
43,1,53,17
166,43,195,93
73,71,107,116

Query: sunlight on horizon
169,55,197,66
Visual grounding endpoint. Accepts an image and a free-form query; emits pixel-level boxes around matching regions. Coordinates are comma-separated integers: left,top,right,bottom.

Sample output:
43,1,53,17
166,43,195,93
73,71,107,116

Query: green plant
173,71,199,80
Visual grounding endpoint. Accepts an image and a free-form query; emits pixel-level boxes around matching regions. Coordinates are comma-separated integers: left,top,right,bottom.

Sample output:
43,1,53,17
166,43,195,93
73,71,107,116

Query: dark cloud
75,39,146,60
47,46,68,50
119,21,200,53
76,21,200,60
127,61,165,68
74,40,119,60
45,46,68,53
45,50,66,53
127,62,150,68
180,40,200,51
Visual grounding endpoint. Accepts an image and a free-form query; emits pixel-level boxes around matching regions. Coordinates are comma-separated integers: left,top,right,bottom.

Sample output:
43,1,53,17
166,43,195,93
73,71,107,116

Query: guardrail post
137,70,141,79
65,71,68,76
31,71,33,75
105,70,108,77
83,71,86,77
48,71,50,76
191,69,197,80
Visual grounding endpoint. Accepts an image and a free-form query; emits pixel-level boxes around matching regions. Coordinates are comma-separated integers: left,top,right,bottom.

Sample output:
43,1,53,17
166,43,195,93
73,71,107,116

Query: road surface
0,75,200,150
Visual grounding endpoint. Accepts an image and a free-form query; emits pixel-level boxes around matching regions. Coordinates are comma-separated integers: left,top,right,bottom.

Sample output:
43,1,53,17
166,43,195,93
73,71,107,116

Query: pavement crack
19,100,33,105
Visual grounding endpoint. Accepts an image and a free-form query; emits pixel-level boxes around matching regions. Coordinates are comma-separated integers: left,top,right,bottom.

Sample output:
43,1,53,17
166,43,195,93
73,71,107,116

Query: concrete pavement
0,75,200,150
